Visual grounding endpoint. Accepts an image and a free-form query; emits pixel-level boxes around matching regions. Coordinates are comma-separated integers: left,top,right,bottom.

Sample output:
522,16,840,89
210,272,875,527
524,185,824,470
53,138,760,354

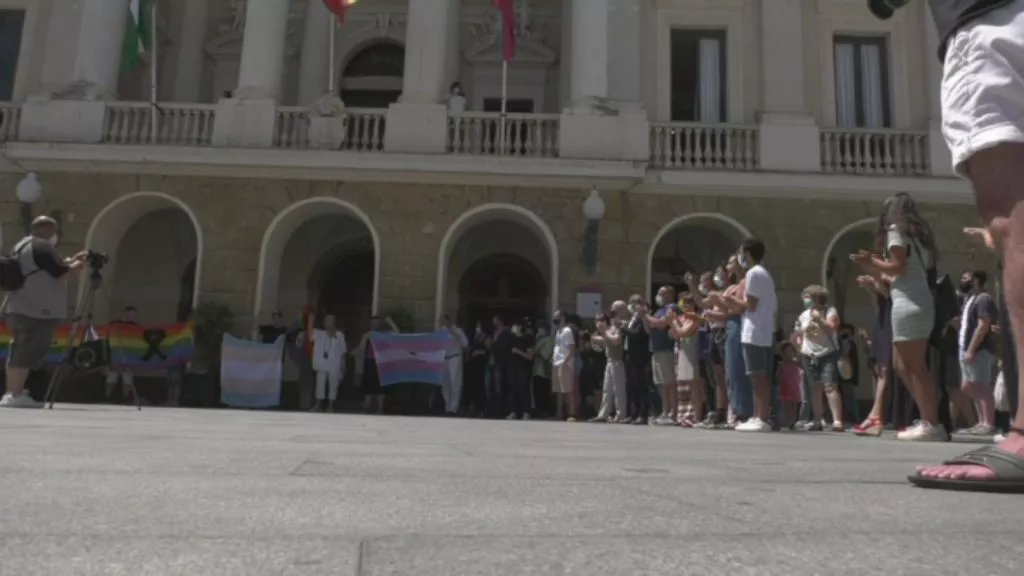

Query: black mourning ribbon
141,329,168,362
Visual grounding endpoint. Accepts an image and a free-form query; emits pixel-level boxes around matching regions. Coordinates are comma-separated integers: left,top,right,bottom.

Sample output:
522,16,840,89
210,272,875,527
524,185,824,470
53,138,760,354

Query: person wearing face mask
706,256,753,427
465,322,490,417
951,270,1000,436
623,294,654,424
671,293,703,426
695,271,728,428
791,286,845,432
641,286,681,425
1,216,88,408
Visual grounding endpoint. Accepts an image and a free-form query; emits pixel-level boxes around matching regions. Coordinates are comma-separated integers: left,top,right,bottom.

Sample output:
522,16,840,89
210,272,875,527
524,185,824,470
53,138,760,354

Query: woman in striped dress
851,192,944,442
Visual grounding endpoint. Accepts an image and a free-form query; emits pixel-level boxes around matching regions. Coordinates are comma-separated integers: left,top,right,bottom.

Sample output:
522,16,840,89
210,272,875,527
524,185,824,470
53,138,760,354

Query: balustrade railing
103,102,215,146
274,107,387,151
649,123,759,170
820,129,929,176
448,112,560,157
0,103,19,141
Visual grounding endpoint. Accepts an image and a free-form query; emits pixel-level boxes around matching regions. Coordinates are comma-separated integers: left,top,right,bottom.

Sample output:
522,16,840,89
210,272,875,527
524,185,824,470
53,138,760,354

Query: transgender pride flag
369,331,448,387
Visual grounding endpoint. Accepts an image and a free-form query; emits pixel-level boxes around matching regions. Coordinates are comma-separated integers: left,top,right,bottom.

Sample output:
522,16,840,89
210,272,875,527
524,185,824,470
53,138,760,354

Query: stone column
924,3,953,176
297,0,332,106
757,0,820,172
559,0,648,161
20,0,129,142
559,0,573,108
567,0,608,110
171,0,210,102
212,0,290,148
235,0,290,100
384,0,454,154
444,0,462,89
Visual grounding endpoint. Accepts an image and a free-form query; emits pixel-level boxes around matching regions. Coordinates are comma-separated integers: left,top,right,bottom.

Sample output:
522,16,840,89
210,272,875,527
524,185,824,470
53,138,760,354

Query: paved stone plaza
0,406,1021,575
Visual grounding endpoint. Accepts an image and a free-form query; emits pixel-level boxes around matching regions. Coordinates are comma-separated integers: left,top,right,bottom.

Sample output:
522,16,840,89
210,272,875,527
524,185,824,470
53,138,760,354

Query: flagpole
499,59,508,155
149,0,159,140
328,19,337,96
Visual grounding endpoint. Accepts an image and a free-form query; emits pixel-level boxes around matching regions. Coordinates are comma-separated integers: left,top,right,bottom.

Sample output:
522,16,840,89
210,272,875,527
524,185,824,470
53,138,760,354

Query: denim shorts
801,352,839,385
741,344,773,376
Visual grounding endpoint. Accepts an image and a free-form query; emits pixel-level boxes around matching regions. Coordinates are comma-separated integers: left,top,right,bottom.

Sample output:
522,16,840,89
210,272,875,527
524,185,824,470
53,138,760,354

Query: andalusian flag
122,0,154,71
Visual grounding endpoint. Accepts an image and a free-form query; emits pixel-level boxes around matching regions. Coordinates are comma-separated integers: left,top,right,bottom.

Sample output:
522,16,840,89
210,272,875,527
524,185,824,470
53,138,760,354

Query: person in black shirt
508,320,534,420
624,293,653,424
489,315,514,418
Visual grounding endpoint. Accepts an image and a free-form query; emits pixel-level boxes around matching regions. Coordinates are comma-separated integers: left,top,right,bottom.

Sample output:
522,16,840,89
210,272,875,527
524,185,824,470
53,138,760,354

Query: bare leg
962,380,996,428
811,382,826,426
824,382,845,428
869,365,889,420
920,144,1024,479
5,367,28,397
750,373,771,421
714,364,728,412
949,385,979,428
893,340,939,424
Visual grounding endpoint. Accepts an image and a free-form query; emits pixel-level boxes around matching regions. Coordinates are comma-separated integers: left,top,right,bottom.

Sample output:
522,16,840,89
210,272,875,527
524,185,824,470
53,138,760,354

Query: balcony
820,128,930,176
649,123,759,171
103,102,216,146
447,112,560,158
274,107,387,151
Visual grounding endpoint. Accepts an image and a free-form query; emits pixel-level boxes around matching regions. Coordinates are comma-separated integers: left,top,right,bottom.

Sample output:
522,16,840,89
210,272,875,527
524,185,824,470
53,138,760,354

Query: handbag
995,370,1010,412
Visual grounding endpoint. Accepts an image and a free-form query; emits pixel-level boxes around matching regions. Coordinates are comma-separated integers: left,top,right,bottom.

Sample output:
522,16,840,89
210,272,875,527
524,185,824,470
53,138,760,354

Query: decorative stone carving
205,0,301,59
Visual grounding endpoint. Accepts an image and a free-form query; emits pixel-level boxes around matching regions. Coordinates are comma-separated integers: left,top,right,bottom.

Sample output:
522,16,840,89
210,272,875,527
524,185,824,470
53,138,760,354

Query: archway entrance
647,214,751,301
340,41,404,108
82,193,202,324
822,219,876,321
258,203,379,342
437,205,558,330
459,254,546,330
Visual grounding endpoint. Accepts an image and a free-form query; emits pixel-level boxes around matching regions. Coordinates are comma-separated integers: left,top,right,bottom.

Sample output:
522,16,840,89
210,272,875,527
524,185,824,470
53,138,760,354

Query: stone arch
253,197,381,331
79,192,203,324
435,203,559,323
821,218,877,321
646,213,752,297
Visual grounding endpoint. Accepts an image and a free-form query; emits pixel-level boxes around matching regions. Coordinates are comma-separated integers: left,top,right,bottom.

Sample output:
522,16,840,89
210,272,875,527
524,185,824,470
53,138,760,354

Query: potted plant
308,93,347,150
189,301,235,406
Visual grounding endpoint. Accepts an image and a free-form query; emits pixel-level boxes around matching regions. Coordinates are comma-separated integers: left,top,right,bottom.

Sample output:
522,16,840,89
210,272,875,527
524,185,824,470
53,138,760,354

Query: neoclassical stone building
0,0,993,402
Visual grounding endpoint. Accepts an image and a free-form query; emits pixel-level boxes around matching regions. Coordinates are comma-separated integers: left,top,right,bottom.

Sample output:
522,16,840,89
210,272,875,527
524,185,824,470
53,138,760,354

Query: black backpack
0,242,34,292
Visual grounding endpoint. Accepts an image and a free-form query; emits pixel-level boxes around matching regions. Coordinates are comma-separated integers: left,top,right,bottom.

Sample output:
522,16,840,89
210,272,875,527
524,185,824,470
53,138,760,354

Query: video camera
84,249,109,271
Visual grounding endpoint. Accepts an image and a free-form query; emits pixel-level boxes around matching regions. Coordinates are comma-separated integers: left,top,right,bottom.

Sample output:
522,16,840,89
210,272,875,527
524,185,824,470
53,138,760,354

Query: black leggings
626,354,651,419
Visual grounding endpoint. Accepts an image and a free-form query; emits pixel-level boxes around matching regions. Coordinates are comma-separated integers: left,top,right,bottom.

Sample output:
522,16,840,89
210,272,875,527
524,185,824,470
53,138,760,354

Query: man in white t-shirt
440,314,469,416
306,313,347,413
727,238,777,432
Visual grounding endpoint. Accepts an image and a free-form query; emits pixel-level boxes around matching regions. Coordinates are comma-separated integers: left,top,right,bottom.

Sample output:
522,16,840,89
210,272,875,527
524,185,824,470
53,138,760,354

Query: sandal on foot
908,444,1024,493
853,417,884,437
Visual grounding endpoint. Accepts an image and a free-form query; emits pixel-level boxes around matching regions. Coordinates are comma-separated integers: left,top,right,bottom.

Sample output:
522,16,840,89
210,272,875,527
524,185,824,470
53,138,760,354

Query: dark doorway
483,98,534,113
341,89,401,108
317,249,375,343
177,258,196,322
458,253,546,331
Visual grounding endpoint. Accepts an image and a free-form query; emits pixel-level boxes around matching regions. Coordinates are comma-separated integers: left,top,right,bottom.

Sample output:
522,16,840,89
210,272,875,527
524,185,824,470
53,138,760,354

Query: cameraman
0,216,87,408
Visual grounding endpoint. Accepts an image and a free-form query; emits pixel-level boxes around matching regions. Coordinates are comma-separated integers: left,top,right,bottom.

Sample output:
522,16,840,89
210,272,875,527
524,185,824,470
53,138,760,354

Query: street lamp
16,172,41,235
581,187,605,276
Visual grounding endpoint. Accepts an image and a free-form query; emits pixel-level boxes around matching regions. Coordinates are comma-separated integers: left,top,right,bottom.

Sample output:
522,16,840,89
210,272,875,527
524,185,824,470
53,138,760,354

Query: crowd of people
425,193,1013,448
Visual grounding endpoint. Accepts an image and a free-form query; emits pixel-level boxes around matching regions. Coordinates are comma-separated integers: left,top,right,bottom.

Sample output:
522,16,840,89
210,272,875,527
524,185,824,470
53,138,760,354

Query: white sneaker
994,433,1007,443
895,420,948,442
506,412,517,420
735,418,772,432
0,392,43,409
521,413,531,421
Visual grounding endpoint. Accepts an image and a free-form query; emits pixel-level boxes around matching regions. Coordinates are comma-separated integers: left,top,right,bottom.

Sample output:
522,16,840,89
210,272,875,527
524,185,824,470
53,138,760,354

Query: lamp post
581,186,605,276
16,173,42,236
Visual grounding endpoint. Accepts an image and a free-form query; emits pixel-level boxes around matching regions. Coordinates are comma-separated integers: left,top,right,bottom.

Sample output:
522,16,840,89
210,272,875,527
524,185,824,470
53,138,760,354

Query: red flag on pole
323,0,358,24
493,0,517,61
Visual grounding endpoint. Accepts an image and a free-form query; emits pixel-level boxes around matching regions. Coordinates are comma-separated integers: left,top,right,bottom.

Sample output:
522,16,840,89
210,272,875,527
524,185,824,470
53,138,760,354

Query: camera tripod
42,266,140,410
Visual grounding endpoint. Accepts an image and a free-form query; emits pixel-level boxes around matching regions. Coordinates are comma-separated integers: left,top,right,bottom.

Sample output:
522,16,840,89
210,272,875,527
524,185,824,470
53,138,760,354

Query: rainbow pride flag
0,321,194,369
0,323,108,366
107,322,195,369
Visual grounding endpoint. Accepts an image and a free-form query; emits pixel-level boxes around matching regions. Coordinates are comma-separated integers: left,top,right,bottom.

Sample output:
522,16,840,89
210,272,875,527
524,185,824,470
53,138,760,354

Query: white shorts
941,0,1024,177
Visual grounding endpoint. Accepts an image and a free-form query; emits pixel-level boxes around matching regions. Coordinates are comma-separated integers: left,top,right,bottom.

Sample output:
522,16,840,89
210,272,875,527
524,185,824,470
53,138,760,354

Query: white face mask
713,275,725,289
655,296,664,307
47,235,58,246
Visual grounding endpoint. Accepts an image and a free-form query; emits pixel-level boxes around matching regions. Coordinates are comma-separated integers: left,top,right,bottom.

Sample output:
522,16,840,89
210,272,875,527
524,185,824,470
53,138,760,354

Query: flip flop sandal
908,443,1024,493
